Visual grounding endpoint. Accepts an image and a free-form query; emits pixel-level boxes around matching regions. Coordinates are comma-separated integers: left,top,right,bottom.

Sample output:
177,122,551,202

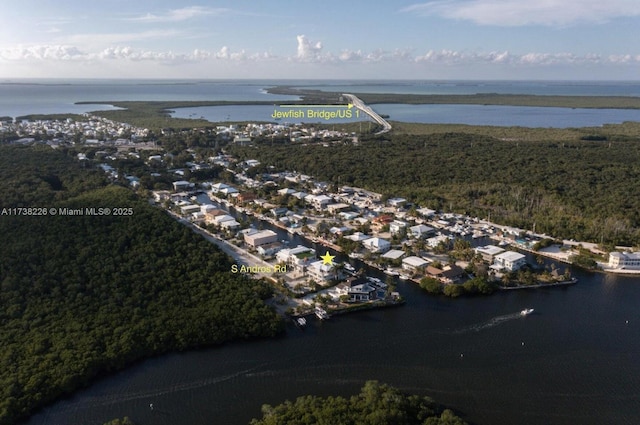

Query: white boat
521,308,534,316
398,274,411,280
296,317,307,327
315,307,330,320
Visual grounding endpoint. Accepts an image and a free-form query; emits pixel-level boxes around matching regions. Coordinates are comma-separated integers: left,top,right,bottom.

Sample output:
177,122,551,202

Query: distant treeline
0,146,283,425
267,86,640,109
230,132,640,245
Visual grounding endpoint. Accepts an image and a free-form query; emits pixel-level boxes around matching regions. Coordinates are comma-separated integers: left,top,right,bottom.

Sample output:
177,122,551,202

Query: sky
1,0,639,80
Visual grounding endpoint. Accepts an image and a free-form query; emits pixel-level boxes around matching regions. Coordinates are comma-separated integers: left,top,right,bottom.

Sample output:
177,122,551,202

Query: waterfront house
402,256,429,273
425,266,444,279
426,234,449,248
474,245,506,262
270,207,289,218
244,229,278,248
306,260,336,283
608,251,640,269
492,251,527,272
347,281,378,302
338,276,377,302
441,265,465,284
276,245,316,270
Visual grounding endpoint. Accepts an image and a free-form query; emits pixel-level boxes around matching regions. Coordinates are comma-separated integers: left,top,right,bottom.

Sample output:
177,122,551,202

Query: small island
250,380,467,425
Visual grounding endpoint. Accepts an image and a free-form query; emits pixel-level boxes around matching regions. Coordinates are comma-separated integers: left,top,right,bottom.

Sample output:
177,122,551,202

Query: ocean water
0,79,300,118
2,79,640,128
170,103,640,128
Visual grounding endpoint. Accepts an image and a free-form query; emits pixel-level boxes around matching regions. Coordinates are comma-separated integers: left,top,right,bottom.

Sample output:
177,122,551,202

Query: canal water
25,210,640,425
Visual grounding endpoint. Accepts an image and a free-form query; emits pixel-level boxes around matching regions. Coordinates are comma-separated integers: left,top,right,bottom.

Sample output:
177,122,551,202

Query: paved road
168,211,275,278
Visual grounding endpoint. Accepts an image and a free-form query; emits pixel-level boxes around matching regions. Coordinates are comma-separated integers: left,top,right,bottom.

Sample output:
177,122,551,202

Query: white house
219,186,238,196
276,245,316,270
362,237,391,253
180,204,201,215
426,234,449,248
339,211,360,221
212,214,235,224
172,180,192,192
313,195,333,209
402,256,429,272
388,197,407,207
492,251,527,272
389,220,408,235
306,260,336,283
219,218,240,230
244,229,278,248
346,232,370,242
608,251,640,269
474,245,506,262
257,242,284,258
277,188,296,196
417,207,436,217
409,224,435,239
327,203,350,214
382,249,406,261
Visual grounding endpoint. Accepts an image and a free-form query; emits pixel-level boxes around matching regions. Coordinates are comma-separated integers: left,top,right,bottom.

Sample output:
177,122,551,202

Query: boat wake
451,312,526,334
56,363,270,410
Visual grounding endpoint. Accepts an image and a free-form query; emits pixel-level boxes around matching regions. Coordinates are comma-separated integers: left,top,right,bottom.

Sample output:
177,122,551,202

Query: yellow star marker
320,251,335,266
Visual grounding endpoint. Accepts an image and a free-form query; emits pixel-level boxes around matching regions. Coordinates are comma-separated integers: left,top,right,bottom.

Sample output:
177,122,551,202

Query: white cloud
337,48,414,63
127,6,229,23
1,38,638,72
413,49,635,66
296,35,323,61
401,0,640,26
0,45,86,61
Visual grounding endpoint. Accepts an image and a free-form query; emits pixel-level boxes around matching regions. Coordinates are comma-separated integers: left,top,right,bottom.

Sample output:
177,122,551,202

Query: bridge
343,93,392,134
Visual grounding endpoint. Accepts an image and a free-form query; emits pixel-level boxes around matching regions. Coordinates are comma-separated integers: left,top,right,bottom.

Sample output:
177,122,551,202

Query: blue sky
1,0,639,79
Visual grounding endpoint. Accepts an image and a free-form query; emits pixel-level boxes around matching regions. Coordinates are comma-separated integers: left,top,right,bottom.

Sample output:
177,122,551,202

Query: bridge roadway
342,93,392,134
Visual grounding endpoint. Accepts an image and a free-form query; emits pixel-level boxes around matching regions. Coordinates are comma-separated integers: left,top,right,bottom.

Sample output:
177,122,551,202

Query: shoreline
499,278,578,290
